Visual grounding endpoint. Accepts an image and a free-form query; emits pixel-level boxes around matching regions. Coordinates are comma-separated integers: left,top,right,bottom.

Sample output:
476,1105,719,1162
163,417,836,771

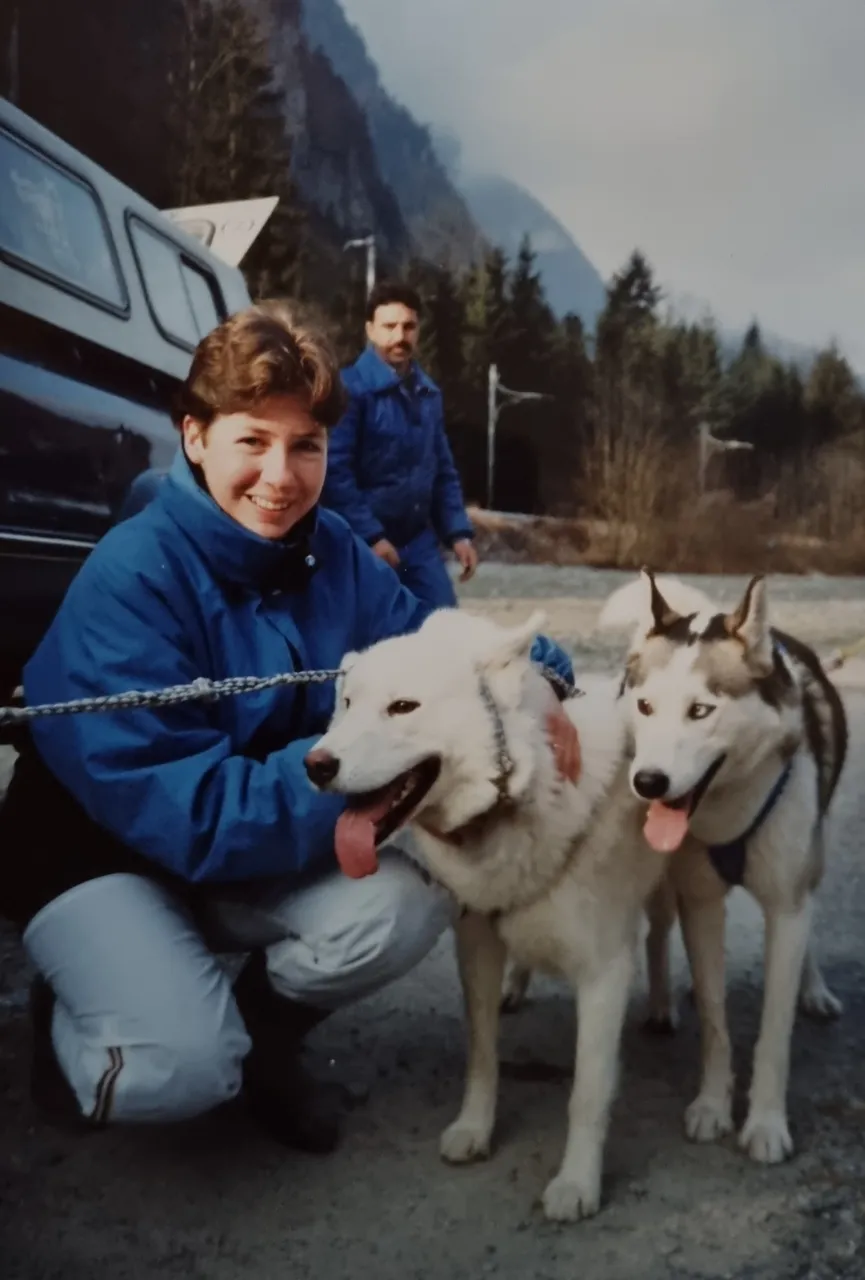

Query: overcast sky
340,0,865,370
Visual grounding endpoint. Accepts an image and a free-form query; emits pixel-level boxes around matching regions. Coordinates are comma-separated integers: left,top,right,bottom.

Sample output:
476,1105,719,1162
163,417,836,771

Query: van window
181,260,222,337
0,128,126,310
128,216,224,349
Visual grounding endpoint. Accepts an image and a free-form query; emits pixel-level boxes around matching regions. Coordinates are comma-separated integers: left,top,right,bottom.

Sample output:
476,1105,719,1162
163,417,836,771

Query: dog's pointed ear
641,567,683,636
725,575,773,672
482,609,548,672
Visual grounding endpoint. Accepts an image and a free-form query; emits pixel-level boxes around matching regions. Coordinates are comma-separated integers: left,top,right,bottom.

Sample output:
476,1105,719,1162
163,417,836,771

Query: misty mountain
457,172,607,328
298,0,485,269
250,0,410,265
298,1,605,322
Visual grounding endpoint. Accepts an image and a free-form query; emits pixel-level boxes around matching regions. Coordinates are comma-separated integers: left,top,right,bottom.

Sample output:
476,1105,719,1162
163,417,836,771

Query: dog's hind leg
796,830,841,1021
440,910,506,1165
643,878,678,1034
798,942,843,1021
739,896,813,1164
501,959,531,1012
542,946,635,1223
678,890,735,1143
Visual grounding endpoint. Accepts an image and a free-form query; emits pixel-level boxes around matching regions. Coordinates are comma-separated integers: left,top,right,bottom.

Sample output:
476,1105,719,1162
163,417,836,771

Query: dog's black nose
633,768,670,800
304,748,340,787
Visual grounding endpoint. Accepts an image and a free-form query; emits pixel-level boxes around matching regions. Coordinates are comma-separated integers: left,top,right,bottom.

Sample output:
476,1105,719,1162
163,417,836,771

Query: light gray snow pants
22,845,454,1125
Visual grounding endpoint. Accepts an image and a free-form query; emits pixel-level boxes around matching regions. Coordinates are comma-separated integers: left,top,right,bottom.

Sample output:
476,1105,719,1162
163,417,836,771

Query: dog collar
477,673,515,802
707,760,793,886
419,675,515,850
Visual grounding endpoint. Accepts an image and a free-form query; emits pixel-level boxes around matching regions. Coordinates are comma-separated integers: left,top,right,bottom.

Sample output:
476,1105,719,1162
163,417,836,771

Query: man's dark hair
365,280,423,322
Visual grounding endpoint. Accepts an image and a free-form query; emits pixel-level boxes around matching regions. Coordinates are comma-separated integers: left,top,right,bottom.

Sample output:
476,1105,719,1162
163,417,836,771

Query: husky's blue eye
689,702,715,720
387,699,420,716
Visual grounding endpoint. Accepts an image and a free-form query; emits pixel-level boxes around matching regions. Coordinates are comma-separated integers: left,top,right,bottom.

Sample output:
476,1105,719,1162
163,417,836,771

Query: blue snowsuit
322,347,473,608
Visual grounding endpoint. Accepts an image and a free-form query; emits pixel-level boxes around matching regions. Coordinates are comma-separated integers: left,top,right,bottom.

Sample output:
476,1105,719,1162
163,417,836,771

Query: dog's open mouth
334,757,441,878
643,754,727,855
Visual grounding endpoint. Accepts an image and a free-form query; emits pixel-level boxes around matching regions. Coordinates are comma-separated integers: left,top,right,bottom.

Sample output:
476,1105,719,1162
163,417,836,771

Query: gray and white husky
605,568,847,1164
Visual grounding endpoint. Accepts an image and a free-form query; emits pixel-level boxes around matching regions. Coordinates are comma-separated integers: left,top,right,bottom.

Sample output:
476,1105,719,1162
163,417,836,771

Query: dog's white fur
602,571,844,1164
312,608,667,1221
597,574,714,635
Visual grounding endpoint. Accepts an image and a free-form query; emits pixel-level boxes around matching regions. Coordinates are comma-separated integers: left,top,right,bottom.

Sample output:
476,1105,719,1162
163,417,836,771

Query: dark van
0,97,252,697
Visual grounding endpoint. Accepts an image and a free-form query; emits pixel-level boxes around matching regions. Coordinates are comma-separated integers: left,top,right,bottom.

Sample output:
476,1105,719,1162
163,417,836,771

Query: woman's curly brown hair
172,299,347,430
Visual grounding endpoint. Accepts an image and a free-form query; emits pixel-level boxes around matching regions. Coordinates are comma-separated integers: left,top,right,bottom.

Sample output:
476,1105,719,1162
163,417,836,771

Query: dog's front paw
541,1172,601,1223
739,1110,793,1164
439,1118,492,1164
684,1093,734,1142
799,985,843,1021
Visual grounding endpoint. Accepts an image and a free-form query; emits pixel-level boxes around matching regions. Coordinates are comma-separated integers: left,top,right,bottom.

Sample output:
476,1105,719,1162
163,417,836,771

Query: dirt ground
2,568,865,1279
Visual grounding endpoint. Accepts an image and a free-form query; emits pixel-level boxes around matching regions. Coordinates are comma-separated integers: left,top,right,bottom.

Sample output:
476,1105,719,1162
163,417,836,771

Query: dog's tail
597,574,715,634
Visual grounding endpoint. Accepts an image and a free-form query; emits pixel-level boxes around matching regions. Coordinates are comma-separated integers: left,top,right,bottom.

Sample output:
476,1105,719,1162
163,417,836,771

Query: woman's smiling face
182,393,328,539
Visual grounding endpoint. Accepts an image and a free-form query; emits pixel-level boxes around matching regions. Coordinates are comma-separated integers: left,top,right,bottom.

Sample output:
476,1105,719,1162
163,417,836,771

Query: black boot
233,952,345,1154
29,977,94,1131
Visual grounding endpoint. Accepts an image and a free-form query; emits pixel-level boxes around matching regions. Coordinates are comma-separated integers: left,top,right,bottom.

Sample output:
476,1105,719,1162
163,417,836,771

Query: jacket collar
156,449,320,592
354,345,438,395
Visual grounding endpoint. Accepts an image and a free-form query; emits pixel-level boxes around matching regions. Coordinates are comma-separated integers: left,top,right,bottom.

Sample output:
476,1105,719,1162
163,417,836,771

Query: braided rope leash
0,669,345,730
0,664,580,732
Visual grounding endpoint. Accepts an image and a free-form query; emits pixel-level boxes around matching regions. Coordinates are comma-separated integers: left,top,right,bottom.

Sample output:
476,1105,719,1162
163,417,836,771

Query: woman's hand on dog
546,704,581,784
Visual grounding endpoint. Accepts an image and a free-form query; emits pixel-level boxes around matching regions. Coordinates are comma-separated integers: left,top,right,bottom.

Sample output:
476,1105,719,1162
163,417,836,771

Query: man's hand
546,703,581,785
371,538,401,570
452,538,478,582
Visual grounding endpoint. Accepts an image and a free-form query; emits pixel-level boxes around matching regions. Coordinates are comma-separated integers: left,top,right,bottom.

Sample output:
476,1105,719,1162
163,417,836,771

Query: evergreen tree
804,345,863,442
165,0,305,298
593,249,664,448
506,238,555,378
602,249,662,329
424,267,467,407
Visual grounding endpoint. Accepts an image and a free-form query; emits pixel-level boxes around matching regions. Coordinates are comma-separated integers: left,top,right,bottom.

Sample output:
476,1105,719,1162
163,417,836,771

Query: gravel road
2,565,864,1280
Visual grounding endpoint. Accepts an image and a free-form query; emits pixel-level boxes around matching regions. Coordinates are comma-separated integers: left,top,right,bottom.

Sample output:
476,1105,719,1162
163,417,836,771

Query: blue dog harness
706,761,793,886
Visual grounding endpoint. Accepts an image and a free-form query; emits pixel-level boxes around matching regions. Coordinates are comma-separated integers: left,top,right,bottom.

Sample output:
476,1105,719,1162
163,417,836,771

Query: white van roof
0,98,253,381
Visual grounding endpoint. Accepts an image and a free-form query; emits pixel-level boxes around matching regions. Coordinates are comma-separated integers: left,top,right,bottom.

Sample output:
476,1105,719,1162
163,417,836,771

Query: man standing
322,281,478,607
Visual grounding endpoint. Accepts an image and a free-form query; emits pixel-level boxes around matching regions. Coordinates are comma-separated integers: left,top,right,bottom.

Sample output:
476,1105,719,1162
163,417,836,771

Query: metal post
343,235,376,300
697,422,710,496
487,363,499,510
365,237,376,300
485,363,551,511
697,420,754,495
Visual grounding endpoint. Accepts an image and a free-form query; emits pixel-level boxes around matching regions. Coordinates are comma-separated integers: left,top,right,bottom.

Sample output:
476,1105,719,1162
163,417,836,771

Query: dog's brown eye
387,699,420,716
343,697,350,709
637,698,653,716
689,702,715,720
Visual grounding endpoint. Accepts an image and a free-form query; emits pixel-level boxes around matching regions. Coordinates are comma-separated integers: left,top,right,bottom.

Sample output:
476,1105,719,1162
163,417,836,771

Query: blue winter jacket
322,346,474,549
22,451,573,887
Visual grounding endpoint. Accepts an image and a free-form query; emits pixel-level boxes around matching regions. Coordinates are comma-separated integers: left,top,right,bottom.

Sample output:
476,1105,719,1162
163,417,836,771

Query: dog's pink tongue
334,811,380,879
334,782,403,879
644,801,690,854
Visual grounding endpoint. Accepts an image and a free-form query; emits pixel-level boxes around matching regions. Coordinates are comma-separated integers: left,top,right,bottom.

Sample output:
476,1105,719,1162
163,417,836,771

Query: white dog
605,569,847,1164
305,607,667,1222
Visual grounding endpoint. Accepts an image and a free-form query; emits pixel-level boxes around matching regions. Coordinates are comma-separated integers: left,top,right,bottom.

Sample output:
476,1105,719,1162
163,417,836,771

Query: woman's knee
127,1018,250,1123
266,848,455,1008
23,874,253,1124
62,996,252,1125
